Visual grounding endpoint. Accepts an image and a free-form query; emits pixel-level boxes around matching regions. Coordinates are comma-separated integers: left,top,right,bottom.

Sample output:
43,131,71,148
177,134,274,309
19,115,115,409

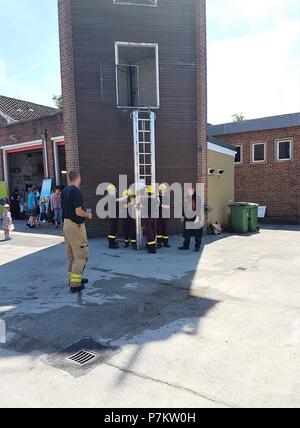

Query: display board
0,181,9,216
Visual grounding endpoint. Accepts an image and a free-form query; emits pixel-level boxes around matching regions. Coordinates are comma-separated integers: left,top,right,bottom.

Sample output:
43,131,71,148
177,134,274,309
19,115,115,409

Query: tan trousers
64,219,89,288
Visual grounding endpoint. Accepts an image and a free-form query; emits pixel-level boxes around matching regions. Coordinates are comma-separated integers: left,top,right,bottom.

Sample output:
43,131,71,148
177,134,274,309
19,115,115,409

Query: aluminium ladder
132,110,156,249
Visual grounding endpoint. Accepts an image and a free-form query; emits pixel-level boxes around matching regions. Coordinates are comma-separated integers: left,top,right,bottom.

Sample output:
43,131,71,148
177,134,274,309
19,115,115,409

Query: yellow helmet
147,185,155,194
107,184,116,193
123,189,129,197
128,188,135,197
40,197,46,203
159,183,167,192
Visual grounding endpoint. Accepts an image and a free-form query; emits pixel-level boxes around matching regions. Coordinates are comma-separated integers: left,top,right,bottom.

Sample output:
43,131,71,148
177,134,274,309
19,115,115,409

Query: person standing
178,187,203,253
10,188,20,220
27,186,38,228
144,185,159,254
121,189,137,249
106,184,119,249
157,183,171,249
62,171,92,293
2,204,12,241
52,187,63,229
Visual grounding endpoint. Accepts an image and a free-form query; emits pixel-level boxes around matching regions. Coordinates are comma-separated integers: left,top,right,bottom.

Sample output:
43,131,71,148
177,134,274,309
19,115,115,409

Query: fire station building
0,95,66,195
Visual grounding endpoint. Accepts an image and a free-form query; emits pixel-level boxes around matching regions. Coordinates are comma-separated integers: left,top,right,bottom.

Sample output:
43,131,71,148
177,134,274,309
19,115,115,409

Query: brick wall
196,0,208,222
58,0,80,174
216,126,300,221
0,113,63,191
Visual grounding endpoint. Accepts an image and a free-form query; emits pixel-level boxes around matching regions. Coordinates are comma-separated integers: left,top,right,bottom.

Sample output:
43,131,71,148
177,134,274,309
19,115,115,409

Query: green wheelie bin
228,203,249,234
248,203,259,233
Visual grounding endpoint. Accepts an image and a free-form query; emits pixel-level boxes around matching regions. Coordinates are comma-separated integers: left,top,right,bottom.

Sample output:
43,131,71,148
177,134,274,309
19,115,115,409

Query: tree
53,95,63,110
232,113,246,122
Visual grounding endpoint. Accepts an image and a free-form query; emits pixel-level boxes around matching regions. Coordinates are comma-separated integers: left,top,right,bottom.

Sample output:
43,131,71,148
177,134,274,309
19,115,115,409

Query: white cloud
208,0,299,29
208,19,300,123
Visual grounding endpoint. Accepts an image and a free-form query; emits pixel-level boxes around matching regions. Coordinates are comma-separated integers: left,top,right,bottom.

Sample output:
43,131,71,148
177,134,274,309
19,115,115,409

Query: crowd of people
1,185,64,240
24,185,63,229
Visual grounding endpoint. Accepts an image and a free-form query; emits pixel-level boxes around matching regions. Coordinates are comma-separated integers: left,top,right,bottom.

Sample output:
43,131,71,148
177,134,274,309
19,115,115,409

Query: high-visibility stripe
67,272,72,280
157,235,163,239
108,235,117,239
148,241,157,246
163,236,169,240
131,240,137,243
124,240,130,243
69,273,82,282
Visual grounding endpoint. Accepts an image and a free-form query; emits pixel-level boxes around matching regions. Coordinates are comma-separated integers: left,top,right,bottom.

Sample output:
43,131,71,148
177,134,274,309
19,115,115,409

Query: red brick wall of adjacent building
217,126,300,221
0,113,64,191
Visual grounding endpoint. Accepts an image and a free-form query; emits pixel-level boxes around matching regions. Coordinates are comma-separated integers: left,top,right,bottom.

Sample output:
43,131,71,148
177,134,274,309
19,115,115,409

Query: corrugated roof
208,112,300,137
0,95,59,125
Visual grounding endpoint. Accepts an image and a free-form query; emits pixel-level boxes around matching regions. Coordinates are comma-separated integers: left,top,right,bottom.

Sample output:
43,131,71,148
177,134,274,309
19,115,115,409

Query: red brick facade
0,113,64,192
215,126,300,222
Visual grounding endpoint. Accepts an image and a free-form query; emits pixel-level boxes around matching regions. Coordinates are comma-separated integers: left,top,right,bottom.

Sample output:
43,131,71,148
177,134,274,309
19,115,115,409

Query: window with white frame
115,42,160,109
234,145,243,164
113,0,158,6
252,142,266,163
276,139,292,161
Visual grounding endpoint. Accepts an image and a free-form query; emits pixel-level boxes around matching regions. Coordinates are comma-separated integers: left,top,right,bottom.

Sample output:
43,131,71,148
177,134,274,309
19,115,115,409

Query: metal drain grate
47,338,120,377
68,349,99,366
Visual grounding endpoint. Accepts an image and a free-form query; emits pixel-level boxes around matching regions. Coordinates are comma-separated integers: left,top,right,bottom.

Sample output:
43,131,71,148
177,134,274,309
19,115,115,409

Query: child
2,204,12,241
38,198,49,228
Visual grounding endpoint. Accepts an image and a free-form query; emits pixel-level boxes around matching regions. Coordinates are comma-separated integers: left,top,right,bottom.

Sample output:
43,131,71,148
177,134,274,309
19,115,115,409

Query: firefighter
62,171,92,293
157,183,170,249
145,185,159,254
107,184,119,249
178,187,203,253
121,189,137,249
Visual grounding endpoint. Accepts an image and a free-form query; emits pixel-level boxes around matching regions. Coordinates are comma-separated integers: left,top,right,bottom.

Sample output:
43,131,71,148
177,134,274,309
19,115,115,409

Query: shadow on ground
0,231,226,380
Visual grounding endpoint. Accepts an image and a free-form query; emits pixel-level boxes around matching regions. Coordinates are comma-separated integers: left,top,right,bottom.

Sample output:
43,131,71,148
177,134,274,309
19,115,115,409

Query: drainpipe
42,129,49,179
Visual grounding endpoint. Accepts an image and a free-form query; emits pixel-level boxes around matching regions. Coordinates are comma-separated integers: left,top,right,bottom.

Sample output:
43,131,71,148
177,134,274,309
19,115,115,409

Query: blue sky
0,0,299,123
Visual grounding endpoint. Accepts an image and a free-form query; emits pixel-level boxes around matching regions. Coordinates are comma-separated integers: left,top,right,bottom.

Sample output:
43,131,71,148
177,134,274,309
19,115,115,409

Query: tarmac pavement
0,221,299,408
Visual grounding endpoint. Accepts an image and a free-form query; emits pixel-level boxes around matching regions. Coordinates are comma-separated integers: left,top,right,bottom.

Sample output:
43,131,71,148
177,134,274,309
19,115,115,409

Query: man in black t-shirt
62,171,92,293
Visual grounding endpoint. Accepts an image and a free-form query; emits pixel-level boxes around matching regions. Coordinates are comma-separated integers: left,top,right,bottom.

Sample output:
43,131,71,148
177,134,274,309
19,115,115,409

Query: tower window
113,0,158,6
115,42,160,109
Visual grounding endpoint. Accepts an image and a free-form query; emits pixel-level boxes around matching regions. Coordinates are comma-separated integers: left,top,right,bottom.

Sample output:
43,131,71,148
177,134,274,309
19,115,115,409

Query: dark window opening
235,146,242,164
114,0,158,6
116,43,159,109
253,144,265,163
278,140,292,161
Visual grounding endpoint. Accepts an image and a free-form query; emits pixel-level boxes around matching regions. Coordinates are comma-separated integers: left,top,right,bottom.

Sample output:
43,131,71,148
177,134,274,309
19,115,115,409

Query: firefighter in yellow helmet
145,185,159,254
121,189,137,249
157,183,171,248
107,184,119,249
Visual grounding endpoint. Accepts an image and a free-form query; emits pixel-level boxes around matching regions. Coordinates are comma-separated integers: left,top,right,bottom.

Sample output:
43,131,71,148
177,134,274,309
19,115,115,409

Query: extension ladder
132,110,156,249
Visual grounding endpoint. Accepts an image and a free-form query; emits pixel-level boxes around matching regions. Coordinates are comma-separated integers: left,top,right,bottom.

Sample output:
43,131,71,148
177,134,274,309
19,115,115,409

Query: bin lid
228,202,250,207
247,203,259,207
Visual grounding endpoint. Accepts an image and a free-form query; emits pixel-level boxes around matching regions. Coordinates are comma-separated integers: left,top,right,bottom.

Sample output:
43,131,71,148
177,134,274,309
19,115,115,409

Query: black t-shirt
62,185,85,225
